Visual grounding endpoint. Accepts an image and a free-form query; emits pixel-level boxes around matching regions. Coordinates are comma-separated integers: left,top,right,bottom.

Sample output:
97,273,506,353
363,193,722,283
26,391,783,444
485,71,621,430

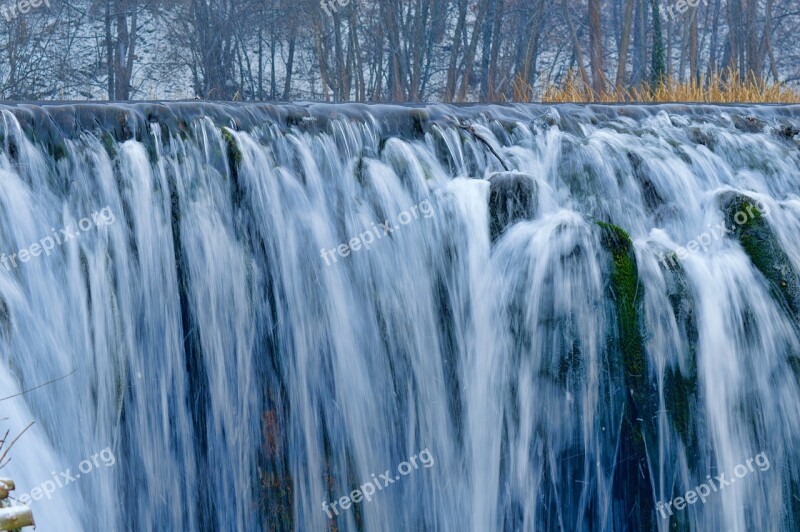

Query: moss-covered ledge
596,221,657,531
597,222,648,397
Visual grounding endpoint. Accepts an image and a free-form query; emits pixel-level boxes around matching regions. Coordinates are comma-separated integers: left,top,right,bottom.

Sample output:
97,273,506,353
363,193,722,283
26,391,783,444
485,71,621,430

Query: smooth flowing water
0,102,799,531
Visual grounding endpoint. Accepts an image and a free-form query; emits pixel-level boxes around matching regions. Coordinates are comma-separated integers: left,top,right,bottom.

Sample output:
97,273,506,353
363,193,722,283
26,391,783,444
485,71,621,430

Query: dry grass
534,69,800,104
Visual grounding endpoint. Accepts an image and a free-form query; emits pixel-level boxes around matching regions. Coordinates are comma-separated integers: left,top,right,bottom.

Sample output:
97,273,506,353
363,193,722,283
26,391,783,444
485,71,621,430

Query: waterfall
0,102,799,531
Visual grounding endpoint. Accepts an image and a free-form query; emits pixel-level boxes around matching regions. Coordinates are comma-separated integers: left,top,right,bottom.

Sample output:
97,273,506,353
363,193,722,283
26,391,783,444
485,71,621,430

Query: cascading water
0,102,799,532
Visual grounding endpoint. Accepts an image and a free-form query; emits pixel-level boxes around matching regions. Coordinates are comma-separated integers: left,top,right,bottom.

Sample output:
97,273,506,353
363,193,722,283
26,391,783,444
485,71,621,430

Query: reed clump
533,69,800,103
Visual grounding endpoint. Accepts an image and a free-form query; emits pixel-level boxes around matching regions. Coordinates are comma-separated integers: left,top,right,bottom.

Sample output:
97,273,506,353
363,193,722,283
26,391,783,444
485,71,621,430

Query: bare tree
105,0,139,100
588,0,606,94
615,0,635,90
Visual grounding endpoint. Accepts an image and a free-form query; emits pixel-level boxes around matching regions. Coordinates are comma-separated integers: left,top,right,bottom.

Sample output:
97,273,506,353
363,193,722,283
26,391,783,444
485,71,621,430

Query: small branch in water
0,421,34,470
454,120,510,172
0,368,78,403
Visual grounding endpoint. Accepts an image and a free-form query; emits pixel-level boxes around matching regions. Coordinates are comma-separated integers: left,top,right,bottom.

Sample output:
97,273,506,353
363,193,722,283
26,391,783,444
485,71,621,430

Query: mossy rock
718,191,800,320
596,221,657,531
597,222,647,392
220,128,246,207
221,128,243,165
101,131,117,159
487,172,537,241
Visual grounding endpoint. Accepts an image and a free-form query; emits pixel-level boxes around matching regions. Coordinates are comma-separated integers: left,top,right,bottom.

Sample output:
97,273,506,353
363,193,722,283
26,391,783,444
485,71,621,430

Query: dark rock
718,191,800,319
541,108,585,137
776,123,800,140
690,127,715,149
487,172,538,241
627,151,665,214
660,258,700,453
731,114,766,133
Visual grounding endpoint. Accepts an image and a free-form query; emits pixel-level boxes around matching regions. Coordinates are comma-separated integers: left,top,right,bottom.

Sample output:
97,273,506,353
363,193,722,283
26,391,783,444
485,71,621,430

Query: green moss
596,222,646,391
738,205,783,287
48,138,68,161
221,128,243,165
29,129,68,162
221,128,245,206
664,367,695,442
596,221,656,530
101,132,117,159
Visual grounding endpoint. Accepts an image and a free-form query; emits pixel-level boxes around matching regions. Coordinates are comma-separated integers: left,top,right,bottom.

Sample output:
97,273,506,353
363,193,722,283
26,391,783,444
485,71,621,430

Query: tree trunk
726,0,741,77
520,0,547,89
332,13,346,101
689,1,699,83
349,9,366,101
282,32,296,100
381,0,406,101
114,0,137,100
755,0,774,79
707,0,722,77
371,20,385,101
588,0,606,95
104,0,114,99
444,0,468,102
650,0,666,86
192,0,238,99
487,0,505,99
480,0,498,100
458,0,491,101
257,23,263,100
631,0,647,86
744,0,759,79
561,0,591,92
615,0,635,90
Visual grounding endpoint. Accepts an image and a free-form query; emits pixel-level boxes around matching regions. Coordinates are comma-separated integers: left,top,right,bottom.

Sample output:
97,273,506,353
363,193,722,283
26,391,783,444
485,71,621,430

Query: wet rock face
487,172,538,241
776,123,800,140
731,114,766,133
718,191,800,319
